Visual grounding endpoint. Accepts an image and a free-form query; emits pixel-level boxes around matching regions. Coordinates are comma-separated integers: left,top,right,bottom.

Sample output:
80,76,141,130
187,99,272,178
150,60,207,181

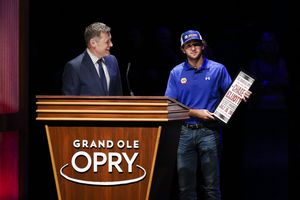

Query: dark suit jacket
62,50,123,96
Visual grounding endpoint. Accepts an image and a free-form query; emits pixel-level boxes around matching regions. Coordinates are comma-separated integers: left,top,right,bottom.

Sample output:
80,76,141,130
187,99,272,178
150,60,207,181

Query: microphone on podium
126,62,135,96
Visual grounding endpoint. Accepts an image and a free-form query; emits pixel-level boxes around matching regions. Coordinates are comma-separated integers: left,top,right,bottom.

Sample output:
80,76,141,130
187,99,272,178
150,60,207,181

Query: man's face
92,32,113,57
182,40,203,59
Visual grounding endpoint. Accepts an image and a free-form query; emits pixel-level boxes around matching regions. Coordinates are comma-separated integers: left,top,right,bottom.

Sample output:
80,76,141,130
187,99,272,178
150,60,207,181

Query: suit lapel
82,51,108,95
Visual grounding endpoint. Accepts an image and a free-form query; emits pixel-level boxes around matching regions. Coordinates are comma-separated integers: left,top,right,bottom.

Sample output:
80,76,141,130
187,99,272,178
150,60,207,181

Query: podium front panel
46,124,161,200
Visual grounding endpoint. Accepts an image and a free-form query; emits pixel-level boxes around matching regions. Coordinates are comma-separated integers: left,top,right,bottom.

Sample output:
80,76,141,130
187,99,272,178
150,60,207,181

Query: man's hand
242,90,252,102
189,109,215,121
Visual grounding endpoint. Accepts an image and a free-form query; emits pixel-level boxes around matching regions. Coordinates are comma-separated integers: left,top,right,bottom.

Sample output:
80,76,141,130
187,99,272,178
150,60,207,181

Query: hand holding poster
213,71,255,124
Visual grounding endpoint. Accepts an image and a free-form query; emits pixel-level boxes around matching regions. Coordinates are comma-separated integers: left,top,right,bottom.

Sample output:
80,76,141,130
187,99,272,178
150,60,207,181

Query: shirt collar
86,49,106,64
86,48,99,65
184,57,208,71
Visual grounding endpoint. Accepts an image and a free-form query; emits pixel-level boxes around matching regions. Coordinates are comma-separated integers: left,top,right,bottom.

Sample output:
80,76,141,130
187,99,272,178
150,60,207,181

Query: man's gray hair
84,22,111,45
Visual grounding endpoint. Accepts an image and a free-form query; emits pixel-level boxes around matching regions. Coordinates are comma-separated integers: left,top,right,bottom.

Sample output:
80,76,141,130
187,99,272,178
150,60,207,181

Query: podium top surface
35,95,190,122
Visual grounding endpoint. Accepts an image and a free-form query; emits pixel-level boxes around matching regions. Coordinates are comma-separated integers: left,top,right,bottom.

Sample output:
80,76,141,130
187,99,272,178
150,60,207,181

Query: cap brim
181,38,202,46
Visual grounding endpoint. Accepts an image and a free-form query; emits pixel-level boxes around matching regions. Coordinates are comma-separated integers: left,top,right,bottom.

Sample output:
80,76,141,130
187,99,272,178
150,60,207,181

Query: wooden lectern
35,96,189,200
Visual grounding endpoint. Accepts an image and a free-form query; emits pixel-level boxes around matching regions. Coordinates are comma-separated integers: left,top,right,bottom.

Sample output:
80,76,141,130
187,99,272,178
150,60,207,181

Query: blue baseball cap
180,30,203,46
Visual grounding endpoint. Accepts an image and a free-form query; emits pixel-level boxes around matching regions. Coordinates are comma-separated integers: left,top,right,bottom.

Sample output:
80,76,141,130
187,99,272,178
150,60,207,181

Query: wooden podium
35,96,189,200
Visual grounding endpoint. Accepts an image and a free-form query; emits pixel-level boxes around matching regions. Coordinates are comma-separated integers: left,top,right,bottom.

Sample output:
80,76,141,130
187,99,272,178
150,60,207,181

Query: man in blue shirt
165,30,251,200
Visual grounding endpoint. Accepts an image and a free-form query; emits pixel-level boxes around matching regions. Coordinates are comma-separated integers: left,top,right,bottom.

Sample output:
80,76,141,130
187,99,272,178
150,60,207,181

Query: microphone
126,62,135,96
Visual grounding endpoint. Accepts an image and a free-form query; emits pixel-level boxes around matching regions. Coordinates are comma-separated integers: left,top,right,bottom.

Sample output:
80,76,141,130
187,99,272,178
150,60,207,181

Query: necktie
97,59,108,94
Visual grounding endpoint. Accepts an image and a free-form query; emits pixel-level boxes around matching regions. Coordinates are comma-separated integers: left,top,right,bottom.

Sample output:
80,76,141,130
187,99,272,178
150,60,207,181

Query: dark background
28,0,290,199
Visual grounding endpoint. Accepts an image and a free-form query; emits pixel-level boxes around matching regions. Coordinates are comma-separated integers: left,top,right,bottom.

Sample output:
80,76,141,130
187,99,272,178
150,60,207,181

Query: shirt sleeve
220,66,232,93
164,70,178,99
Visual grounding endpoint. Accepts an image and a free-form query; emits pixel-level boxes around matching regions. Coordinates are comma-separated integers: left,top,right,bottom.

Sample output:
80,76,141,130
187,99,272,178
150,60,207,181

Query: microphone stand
126,62,135,96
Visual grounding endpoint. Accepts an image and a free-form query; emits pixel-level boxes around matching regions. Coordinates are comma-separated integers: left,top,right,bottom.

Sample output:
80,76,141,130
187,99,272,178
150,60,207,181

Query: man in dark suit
62,22,123,96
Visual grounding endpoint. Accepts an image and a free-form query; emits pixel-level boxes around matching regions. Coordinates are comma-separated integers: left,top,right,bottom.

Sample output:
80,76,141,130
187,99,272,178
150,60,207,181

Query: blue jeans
177,125,221,200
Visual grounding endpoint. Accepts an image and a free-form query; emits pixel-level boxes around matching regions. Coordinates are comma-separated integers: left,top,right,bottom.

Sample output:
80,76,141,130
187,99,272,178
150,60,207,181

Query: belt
184,123,205,129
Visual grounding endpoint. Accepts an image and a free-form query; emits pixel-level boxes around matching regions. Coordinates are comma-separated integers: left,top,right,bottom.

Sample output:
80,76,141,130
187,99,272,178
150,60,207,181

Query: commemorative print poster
213,71,255,124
